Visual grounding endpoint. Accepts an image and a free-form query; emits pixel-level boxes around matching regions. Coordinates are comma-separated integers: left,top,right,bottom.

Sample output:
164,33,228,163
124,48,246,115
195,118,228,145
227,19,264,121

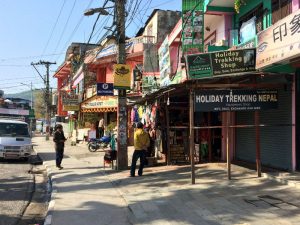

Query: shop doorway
195,111,222,162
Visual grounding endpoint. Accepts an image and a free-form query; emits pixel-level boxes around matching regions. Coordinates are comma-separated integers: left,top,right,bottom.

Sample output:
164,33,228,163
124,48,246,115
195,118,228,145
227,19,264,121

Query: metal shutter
236,88,292,170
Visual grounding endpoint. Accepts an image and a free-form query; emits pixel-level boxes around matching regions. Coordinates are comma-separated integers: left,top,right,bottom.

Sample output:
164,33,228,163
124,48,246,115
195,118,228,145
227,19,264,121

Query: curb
262,172,300,190
43,162,57,225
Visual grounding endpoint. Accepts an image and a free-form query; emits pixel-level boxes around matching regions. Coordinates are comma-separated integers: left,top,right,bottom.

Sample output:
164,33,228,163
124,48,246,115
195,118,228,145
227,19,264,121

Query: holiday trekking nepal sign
194,90,278,112
182,0,204,54
256,8,300,69
97,83,114,96
113,64,131,90
211,49,256,76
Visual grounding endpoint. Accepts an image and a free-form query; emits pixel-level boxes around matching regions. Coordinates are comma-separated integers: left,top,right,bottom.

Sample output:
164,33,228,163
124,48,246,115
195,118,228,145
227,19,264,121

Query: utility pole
116,0,128,170
31,60,56,140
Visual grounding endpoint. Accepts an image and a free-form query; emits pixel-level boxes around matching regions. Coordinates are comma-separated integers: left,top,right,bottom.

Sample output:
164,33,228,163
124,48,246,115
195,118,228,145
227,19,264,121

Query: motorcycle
88,135,111,152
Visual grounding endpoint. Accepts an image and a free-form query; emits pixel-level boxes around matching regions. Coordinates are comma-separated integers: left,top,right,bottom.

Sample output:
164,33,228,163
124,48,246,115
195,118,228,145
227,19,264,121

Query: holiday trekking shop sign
211,49,256,76
195,89,278,112
256,8,300,69
186,49,256,78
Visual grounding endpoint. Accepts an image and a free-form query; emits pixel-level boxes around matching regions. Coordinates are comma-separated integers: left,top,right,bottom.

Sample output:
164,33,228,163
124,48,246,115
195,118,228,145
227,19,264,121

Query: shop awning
81,107,117,113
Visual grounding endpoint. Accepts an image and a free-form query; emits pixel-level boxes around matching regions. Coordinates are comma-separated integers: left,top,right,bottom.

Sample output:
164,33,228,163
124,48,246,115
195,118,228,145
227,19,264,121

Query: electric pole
31,60,56,140
116,0,128,170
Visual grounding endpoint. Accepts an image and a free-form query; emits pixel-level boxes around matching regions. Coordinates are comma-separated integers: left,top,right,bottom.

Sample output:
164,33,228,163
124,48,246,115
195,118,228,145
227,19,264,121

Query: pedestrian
98,117,104,138
53,124,66,170
130,122,150,177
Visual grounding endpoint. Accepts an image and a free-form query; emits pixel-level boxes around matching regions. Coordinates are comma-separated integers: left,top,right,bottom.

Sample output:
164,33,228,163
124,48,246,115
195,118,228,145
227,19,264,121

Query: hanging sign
256,8,300,69
97,83,114,96
195,89,278,112
113,64,131,90
211,49,256,76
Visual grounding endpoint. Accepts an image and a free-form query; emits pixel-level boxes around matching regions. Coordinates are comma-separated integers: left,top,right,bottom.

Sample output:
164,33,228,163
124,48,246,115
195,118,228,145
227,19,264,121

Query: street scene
1,0,300,224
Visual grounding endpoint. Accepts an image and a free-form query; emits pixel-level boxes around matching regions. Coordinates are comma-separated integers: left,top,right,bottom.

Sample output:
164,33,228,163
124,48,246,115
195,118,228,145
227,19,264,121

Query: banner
182,0,204,54
113,64,131,89
158,35,171,87
256,8,300,69
195,89,278,112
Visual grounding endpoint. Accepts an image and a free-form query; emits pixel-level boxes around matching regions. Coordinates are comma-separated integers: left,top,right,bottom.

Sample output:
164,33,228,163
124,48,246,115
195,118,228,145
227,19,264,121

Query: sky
0,0,181,95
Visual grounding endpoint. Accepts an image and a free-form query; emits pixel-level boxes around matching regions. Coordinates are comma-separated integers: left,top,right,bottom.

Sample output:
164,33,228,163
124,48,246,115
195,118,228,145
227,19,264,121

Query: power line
41,0,67,56
0,53,64,62
54,0,94,62
52,0,78,58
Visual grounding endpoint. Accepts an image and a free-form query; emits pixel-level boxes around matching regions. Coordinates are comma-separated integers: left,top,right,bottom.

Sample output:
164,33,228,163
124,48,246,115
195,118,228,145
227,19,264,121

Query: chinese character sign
256,8,300,69
182,0,204,54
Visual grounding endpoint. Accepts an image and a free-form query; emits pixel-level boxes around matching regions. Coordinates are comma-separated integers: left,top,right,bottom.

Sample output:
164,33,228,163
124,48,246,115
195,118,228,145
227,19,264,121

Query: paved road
34,136,300,225
0,158,48,225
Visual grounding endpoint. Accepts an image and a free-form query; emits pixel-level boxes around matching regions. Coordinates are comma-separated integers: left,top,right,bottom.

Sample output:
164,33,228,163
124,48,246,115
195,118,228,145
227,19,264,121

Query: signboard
186,49,256,78
61,92,79,105
63,105,80,111
158,35,171,86
256,8,300,69
133,69,142,81
97,83,114,96
81,96,118,109
195,89,278,112
182,0,204,54
29,109,35,119
113,64,131,89
186,53,212,78
211,49,256,76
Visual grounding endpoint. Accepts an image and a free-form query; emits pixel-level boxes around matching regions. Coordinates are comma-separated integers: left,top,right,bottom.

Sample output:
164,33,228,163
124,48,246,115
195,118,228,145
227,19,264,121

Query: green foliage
106,121,117,132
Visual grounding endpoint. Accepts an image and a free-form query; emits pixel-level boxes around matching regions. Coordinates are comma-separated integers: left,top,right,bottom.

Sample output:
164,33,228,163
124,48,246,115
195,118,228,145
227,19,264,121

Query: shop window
272,0,292,24
238,4,264,43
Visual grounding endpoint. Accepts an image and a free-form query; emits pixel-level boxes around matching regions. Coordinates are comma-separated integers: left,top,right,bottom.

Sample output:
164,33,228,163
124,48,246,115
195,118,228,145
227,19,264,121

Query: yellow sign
63,105,79,111
113,64,131,89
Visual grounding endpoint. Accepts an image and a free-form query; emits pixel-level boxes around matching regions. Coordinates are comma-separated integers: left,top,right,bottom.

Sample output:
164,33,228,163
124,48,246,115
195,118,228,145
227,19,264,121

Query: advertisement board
256,8,300,69
195,89,278,112
113,64,131,89
186,49,256,78
182,0,204,54
158,35,171,86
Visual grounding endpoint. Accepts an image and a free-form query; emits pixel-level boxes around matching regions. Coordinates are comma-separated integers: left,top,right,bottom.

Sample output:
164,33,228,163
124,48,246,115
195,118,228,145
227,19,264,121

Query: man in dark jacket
53,124,67,169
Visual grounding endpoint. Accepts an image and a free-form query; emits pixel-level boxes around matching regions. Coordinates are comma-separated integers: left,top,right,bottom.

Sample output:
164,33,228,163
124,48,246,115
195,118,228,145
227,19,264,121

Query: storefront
255,8,300,171
80,96,118,139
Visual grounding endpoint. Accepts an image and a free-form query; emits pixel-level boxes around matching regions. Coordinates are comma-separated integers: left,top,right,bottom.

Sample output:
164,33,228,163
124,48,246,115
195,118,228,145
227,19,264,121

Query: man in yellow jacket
130,122,150,177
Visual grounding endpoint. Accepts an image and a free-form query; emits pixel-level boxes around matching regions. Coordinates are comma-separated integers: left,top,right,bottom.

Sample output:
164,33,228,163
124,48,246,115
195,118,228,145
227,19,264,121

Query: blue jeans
130,150,146,176
56,149,64,167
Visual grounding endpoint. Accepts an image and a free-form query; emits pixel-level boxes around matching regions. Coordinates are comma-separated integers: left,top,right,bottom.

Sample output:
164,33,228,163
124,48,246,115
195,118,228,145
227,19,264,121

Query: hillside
5,89,42,101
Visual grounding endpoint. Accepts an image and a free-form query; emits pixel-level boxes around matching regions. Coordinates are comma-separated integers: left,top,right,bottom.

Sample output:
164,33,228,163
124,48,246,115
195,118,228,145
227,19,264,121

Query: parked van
0,119,32,160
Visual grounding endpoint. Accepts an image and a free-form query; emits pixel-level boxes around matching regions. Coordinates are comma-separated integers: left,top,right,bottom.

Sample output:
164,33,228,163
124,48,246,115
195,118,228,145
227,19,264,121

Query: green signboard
186,48,257,79
186,54,212,79
182,0,204,54
29,109,35,119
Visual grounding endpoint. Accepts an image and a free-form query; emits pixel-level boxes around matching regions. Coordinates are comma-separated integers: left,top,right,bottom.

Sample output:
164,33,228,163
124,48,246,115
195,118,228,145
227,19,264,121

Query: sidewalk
33,137,300,225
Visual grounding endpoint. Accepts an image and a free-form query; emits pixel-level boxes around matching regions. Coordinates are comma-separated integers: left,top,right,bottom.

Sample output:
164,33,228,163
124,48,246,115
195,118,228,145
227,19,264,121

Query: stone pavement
33,136,300,225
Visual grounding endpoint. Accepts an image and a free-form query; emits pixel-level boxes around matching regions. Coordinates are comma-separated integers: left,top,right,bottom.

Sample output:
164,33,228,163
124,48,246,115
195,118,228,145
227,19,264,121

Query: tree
34,90,46,119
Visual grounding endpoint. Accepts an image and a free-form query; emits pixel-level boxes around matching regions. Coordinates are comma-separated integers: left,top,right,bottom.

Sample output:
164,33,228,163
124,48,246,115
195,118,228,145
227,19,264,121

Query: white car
0,119,32,160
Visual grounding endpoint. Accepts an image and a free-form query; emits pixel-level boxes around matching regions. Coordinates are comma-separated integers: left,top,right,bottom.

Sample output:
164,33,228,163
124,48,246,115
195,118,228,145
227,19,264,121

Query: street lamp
84,2,128,170
20,82,33,108
84,7,113,16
